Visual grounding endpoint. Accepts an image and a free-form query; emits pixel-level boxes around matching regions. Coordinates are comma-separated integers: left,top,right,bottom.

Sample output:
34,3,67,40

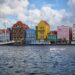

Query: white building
0,29,10,42
71,24,75,44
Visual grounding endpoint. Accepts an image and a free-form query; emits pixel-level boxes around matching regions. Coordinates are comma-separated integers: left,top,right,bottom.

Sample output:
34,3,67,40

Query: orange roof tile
12,21,29,30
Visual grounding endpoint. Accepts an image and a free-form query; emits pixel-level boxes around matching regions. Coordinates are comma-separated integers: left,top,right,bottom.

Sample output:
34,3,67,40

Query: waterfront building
11,21,29,45
36,20,50,41
0,29,10,42
57,25,72,44
71,24,75,44
47,31,57,44
26,29,36,44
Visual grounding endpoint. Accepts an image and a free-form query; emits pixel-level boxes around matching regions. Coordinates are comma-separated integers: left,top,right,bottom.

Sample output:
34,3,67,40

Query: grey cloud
0,0,6,4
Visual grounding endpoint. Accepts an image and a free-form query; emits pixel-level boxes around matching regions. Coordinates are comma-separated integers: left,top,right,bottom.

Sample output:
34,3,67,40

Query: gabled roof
12,21,29,30
38,20,50,27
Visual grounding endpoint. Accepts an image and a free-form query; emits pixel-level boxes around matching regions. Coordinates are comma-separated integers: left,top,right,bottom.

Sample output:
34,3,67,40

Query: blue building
26,29,36,44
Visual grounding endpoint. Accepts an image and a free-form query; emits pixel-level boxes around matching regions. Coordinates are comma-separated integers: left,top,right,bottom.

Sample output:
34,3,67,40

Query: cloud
0,0,74,30
26,6,70,30
68,0,75,7
68,0,75,13
0,0,29,19
27,9,41,23
67,0,75,24
41,6,64,24
0,0,29,28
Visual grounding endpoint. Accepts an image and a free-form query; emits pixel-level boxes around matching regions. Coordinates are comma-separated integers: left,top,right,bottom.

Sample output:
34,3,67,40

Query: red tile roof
12,21,29,30
48,31,57,35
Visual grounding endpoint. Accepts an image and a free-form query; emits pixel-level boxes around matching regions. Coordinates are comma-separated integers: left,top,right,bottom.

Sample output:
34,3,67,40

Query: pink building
57,25,72,43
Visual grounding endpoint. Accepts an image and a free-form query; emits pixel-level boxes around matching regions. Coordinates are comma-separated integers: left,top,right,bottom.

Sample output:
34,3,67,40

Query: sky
0,0,75,30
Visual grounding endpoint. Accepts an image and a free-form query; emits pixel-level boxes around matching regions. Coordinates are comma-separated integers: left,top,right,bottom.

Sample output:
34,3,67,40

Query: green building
47,34,57,44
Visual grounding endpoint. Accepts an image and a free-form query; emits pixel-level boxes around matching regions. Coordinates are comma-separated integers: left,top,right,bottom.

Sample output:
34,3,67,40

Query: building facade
57,25,72,44
0,29,10,42
11,21,29,45
71,24,75,44
47,31,57,44
72,24,75,40
36,20,50,41
26,29,36,44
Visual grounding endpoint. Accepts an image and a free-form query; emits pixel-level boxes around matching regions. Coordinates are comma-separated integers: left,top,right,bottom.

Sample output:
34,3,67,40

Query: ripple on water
0,46,75,75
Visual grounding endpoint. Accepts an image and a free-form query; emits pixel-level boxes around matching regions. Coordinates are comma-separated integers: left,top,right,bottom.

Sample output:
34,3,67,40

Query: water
0,46,75,75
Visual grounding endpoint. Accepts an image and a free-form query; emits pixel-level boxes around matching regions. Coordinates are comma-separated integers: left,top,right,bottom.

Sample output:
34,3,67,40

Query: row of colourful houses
36,20,72,44
0,20,75,45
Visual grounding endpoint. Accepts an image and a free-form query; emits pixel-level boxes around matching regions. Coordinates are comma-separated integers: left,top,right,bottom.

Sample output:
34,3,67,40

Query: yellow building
36,20,50,40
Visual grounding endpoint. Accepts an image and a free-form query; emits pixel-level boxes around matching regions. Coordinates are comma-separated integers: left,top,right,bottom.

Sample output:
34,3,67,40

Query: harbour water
0,46,75,75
